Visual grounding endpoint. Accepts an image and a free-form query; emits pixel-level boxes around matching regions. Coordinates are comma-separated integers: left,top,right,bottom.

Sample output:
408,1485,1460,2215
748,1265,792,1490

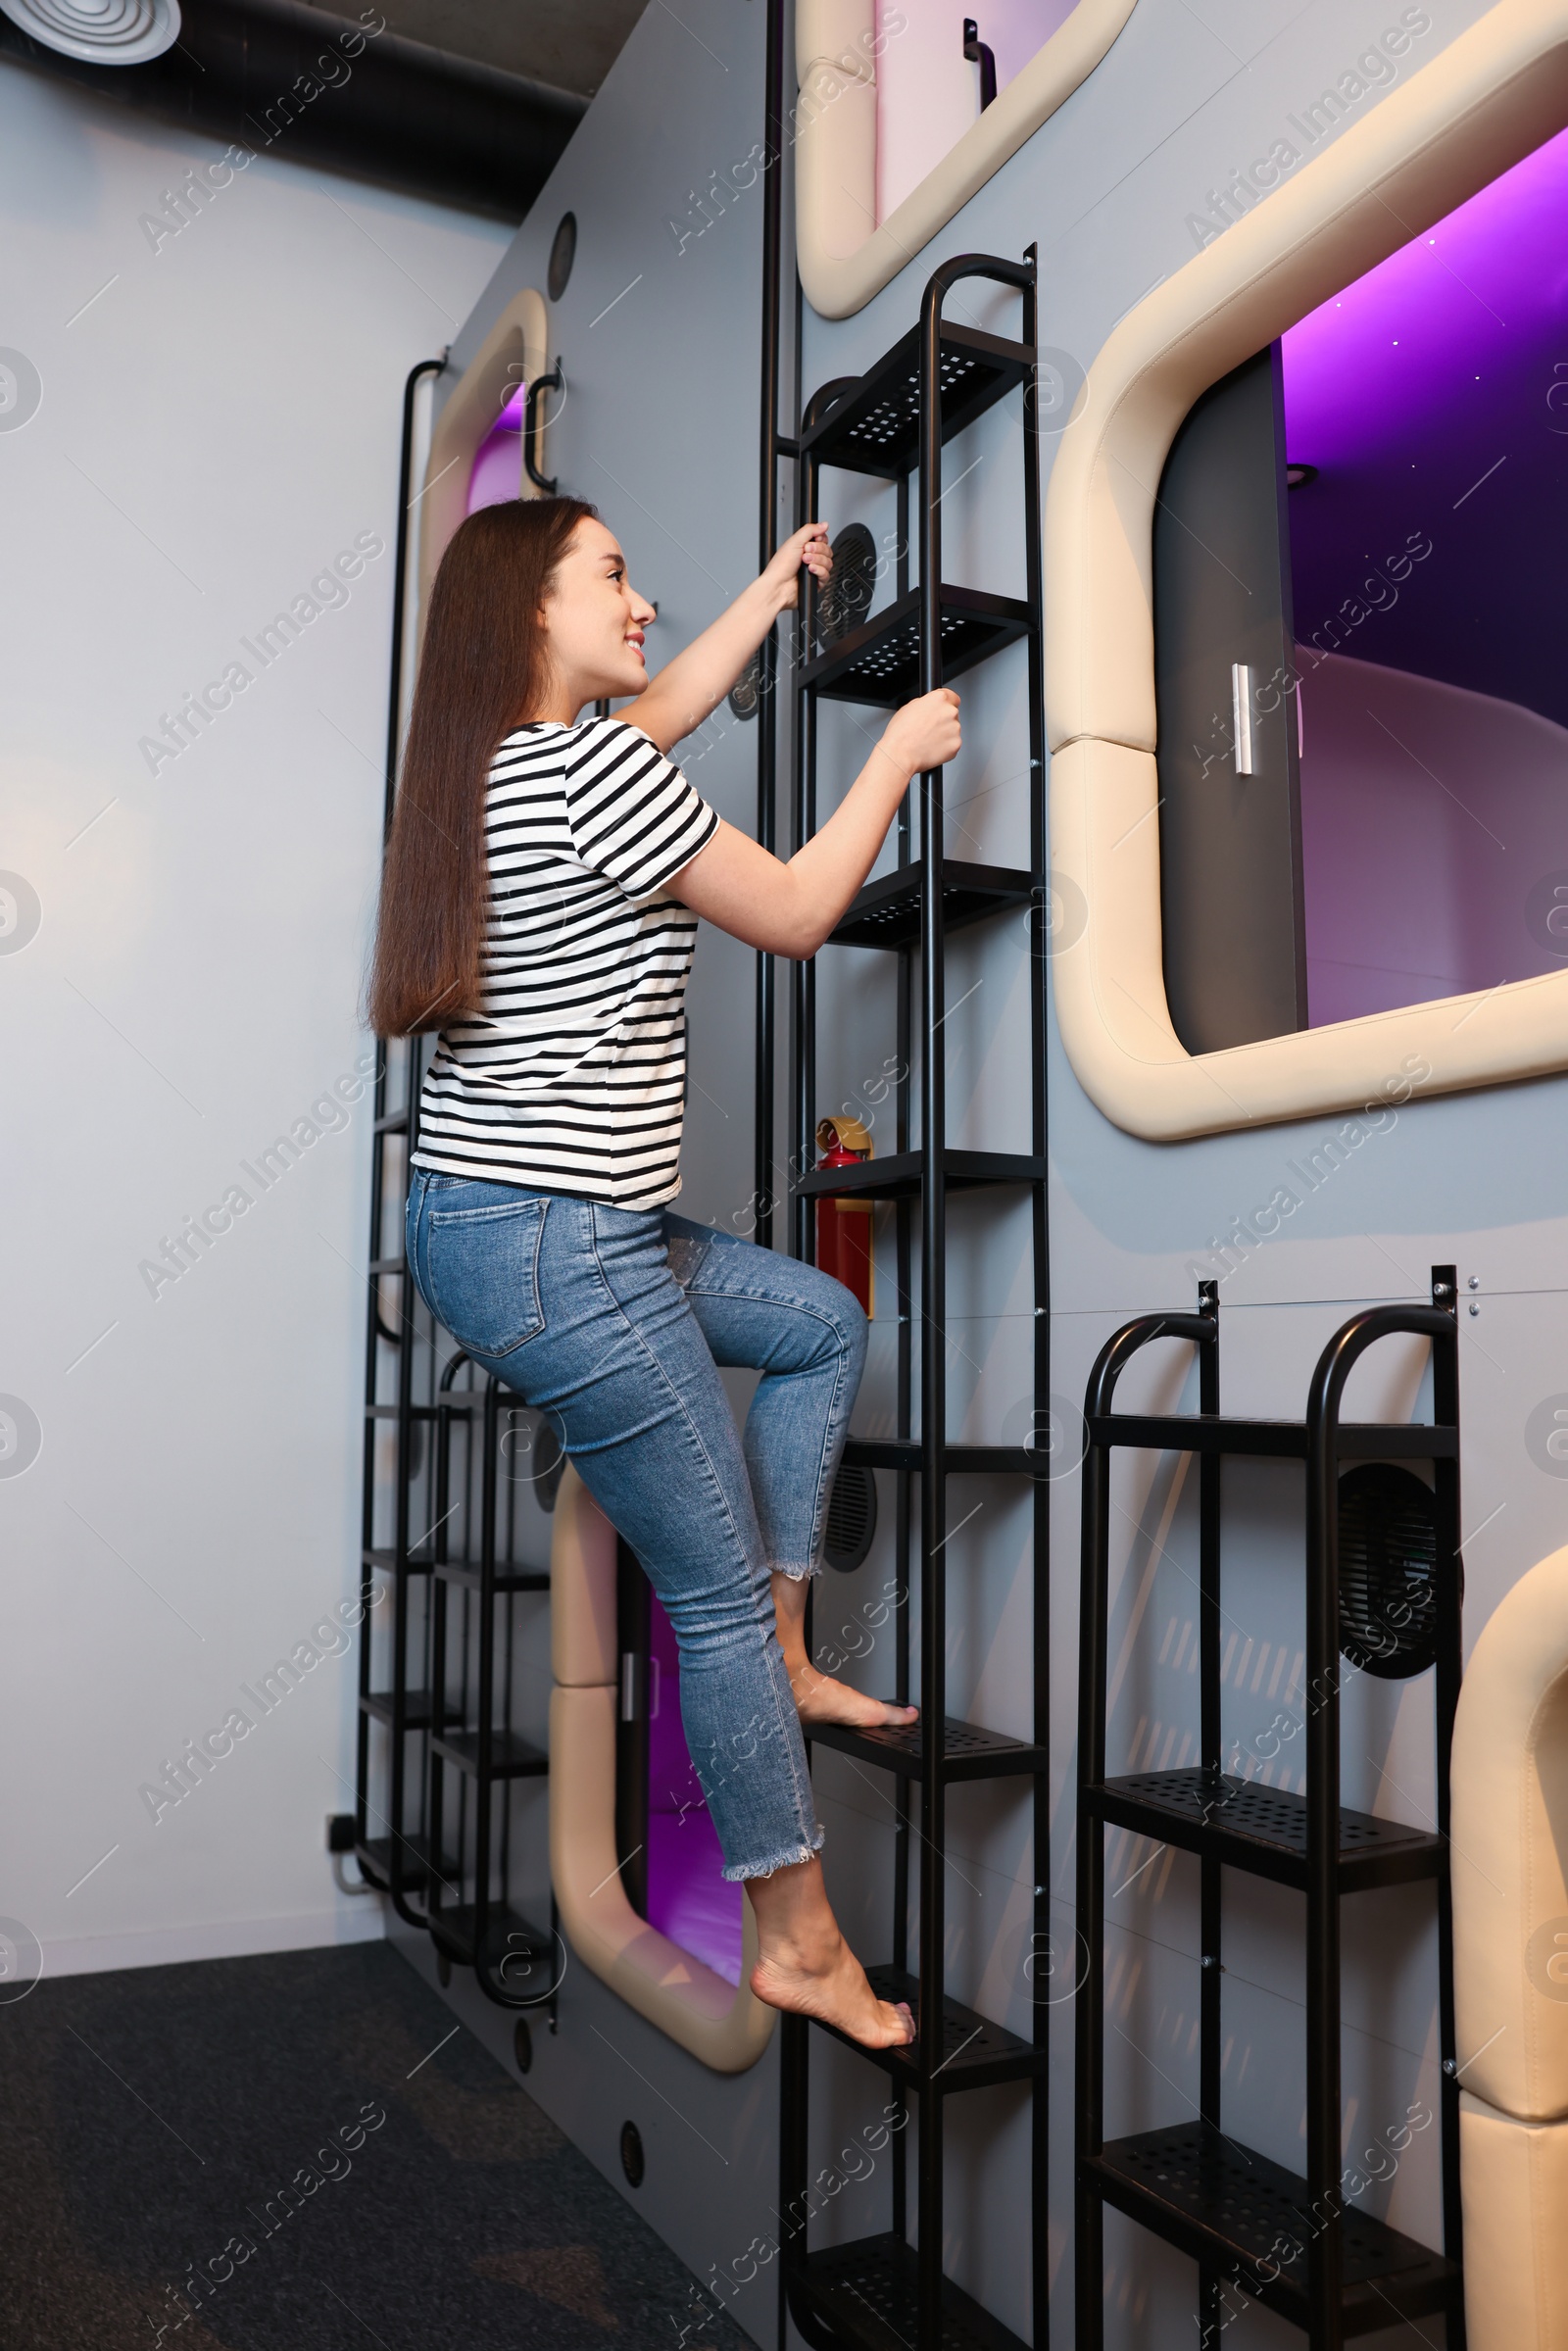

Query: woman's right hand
667,688,965,957
877,688,961,779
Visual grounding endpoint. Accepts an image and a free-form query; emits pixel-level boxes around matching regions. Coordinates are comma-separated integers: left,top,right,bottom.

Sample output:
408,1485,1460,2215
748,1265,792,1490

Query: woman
369,495,959,2050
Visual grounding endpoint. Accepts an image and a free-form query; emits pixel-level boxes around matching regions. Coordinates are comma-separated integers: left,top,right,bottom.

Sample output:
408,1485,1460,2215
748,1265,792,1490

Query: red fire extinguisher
815,1115,873,1316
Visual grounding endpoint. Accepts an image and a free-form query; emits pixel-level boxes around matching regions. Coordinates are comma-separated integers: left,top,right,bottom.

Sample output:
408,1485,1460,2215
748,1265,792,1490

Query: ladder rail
1300,1294,1459,2342
781,242,1046,2351
1076,1309,1217,2350
357,351,443,1930
753,0,786,1252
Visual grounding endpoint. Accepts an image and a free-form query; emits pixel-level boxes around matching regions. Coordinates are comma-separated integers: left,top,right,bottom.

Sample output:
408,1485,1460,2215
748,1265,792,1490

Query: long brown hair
366,494,598,1038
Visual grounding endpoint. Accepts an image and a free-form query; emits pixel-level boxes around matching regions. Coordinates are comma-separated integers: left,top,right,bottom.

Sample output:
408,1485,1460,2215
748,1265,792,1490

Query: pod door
1154,341,1307,1054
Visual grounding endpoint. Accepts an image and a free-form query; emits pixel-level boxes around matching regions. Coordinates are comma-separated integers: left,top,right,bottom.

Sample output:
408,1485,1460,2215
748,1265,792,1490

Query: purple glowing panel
466,385,527,517
643,1592,743,1988
1281,126,1568,726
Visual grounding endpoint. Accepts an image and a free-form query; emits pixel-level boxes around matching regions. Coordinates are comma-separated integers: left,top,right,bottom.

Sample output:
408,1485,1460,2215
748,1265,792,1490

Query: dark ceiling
369,0,651,97
0,0,655,218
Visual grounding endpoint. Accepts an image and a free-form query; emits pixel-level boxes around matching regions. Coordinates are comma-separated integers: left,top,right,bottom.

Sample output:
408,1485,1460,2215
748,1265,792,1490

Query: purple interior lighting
1281,125,1568,724
466,384,527,516
1278,127,1568,1026
643,1592,744,1987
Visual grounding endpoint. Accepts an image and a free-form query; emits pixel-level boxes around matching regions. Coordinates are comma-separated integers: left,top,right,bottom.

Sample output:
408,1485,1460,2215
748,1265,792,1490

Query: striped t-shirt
409,716,719,1209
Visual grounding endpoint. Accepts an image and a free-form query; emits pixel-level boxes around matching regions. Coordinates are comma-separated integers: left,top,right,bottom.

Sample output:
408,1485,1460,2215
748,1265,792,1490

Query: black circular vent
1338,1463,1438,1679
548,212,576,302
619,2120,645,2187
816,522,877,649
823,1463,877,1573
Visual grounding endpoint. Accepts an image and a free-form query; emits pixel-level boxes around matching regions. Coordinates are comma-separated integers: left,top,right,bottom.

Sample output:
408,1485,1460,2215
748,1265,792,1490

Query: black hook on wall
962,18,997,110
524,358,565,495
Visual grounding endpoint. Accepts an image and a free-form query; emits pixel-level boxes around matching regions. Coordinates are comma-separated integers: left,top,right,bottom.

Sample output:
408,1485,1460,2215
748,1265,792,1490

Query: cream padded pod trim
550,1690,774,2070
796,0,874,84
796,73,878,270
796,0,1136,319
550,1463,617,1690
1048,736,1568,1140
1043,1,1568,1141
1044,0,1568,755
1452,1543,1568,2122
1459,2092,1568,2351
416,287,549,635
547,1468,775,2074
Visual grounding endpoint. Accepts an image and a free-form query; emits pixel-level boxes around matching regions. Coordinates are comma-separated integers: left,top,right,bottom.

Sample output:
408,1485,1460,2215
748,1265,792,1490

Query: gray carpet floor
0,1939,756,2350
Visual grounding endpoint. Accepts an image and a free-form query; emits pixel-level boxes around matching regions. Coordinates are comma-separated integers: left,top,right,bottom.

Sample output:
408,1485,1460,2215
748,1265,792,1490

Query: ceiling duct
0,0,586,220
0,0,179,66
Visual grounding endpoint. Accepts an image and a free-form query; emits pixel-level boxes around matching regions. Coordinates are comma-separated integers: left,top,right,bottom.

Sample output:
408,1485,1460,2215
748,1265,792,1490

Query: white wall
0,66,509,1977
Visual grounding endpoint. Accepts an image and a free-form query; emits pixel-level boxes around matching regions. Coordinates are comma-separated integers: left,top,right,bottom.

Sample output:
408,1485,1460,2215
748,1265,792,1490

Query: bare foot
769,1568,916,1732
751,1935,916,2050
788,1659,918,1731
746,1855,915,2051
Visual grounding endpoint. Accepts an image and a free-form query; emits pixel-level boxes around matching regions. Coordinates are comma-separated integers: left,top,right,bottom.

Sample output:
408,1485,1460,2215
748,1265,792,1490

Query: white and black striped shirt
410,717,719,1209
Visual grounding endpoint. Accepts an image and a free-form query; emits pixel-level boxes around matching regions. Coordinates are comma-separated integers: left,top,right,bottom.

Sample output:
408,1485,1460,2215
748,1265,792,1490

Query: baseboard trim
37,1900,386,1981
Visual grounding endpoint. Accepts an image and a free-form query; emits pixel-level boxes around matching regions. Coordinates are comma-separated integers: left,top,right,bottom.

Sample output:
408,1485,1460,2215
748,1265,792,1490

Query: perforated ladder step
808,1713,1045,1783
1090,2121,1458,2334
1089,1768,1441,1892
806,1963,1043,2093
797,584,1032,708
798,319,1034,479
793,2231,1030,2351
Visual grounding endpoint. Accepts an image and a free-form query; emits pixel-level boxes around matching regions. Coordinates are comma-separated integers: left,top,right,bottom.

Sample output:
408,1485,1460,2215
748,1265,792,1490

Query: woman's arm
667,689,961,957
628,524,832,754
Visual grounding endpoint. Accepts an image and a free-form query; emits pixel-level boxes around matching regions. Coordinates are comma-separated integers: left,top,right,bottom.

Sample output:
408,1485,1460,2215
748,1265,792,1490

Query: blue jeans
404,1171,868,1881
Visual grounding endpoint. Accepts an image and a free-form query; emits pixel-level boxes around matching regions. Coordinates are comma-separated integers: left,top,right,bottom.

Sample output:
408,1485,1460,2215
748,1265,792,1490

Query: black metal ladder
1074,1271,1465,2347
356,1023,560,2016
773,249,1051,2351
354,356,558,2023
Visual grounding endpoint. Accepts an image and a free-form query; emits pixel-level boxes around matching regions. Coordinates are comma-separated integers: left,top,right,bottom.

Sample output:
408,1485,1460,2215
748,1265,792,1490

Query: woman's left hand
627,522,833,755
764,522,832,611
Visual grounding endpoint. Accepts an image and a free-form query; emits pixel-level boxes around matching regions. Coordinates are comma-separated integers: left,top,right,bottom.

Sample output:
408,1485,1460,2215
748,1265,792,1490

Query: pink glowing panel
876,0,1082,221
643,1592,743,1987
1298,649,1568,1025
466,385,527,517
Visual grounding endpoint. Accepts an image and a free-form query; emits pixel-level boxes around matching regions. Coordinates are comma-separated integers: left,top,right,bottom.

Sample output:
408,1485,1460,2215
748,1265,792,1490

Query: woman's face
538,517,656,710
